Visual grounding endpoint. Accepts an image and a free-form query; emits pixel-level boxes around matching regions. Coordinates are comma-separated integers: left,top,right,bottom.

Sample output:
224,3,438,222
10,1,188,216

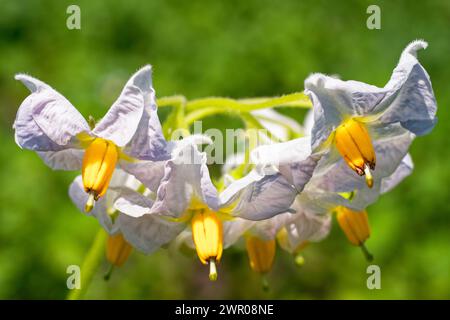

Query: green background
0,0,449,299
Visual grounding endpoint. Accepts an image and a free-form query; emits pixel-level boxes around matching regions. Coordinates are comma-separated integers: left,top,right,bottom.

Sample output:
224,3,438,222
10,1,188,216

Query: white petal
92,66,151,147
113,188,154,218
119,159,165,193
381,154,413,193
14,74,89,151
118,214,185,254
151,143,219,217
68,176,118,234
220,170,297,221
223,218,255,248
37,149,84,170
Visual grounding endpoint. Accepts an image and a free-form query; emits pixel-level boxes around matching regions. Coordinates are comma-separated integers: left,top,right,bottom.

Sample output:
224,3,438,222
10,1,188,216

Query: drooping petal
92,66,150,147
37,149,84,170
14,74,90,151
118,213,185,254
220,170,297,221
251,213,292,241
381,154,413,194
151,142,219,218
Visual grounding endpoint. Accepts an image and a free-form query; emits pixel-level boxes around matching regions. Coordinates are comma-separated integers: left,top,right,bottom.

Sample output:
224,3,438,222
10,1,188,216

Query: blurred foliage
0,0,449,299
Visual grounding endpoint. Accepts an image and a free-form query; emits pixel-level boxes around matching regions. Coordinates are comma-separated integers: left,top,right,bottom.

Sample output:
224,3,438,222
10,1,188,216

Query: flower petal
381,154,413,194
220,170,297,221
151,142,219,218
37,149,84,170
118,213,185,254
223,218,255,248
379,40,437,135
92,66,150,147
119,159,165,193
14,74,89,151
304,40,437,150
69,176,118,234
113,188,154,218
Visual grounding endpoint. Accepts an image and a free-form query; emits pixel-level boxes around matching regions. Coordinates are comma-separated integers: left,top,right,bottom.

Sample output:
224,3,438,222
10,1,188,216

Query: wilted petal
118,214,185,254
38,149,84,170
14,74,89,151
151,143,219,217
220,170,297,221
92,66,150,147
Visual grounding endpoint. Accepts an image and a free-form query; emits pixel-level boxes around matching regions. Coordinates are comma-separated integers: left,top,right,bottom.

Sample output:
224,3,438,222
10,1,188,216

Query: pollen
245,236,276,274
191,209,223,281
82,138,118,212
334,118,376,188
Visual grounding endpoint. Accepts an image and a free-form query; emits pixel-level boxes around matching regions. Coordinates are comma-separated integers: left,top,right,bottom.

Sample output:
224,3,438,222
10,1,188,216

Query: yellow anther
191,209,223,280
336,206,373,261
335,118,376,188
245,236,276,274
106,233,133,267
82,138,118,210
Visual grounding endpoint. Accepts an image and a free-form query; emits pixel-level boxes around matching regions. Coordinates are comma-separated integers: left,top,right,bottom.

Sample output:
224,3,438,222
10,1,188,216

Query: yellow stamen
106,233,133,267
209,259,218,281
245,236,276,274
335,118,376,188
336,206,373,261
82,138,118,209
85,192,95,213
191,209,223,280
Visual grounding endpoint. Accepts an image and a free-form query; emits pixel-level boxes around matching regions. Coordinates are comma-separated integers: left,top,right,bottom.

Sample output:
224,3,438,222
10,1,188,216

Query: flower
14,66,168,211
106,233,133,268
304,40,437,189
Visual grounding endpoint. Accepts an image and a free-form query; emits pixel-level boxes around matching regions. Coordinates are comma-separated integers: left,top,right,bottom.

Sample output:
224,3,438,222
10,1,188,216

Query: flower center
82,138,118,212
245,236,276,274
335,206,373,261
334,118,376,188
191,209,223,281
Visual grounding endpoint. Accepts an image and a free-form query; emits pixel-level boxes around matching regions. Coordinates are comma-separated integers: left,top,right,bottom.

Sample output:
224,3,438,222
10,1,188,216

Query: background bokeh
0,0,449,299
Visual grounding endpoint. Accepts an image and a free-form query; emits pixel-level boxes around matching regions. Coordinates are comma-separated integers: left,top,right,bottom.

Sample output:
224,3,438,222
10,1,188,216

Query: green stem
156,95,186,108
185,92,311,112
66,228,107,300
360,243,374,262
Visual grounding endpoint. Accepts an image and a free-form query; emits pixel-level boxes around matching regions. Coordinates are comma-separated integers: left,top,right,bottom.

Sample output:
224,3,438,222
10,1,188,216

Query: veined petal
14,74,89,151
118,213,185,254
92,66,150,147
220,170,297,221
151,142,219,218
37,149,84,170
